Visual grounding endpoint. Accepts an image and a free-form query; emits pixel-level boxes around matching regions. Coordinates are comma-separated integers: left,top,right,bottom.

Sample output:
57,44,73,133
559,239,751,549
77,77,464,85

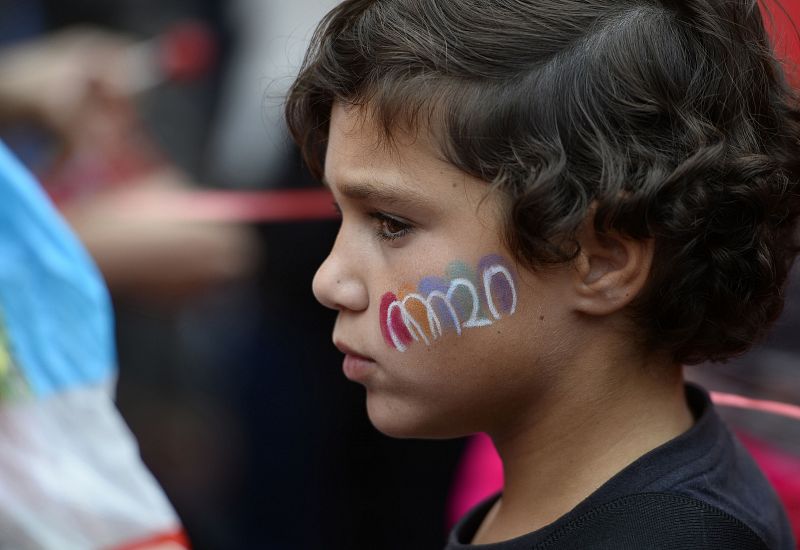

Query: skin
314,102,694,544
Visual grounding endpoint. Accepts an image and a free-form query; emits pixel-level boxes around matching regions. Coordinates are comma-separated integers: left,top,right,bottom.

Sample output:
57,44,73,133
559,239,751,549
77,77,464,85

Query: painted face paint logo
380,254,517,352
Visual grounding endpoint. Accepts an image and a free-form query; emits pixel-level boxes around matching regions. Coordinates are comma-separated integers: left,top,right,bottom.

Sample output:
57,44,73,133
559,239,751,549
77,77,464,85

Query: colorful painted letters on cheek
379,254,518,352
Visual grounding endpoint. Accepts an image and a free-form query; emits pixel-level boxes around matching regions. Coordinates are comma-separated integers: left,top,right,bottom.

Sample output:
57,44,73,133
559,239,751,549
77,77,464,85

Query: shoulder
533,493,769,550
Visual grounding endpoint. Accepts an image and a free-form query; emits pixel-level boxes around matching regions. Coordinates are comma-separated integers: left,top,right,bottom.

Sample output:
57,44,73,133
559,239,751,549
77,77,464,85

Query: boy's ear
571,215,654,316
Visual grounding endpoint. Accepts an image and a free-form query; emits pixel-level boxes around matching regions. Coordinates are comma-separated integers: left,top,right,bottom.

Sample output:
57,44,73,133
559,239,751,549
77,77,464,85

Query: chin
365,391,468,440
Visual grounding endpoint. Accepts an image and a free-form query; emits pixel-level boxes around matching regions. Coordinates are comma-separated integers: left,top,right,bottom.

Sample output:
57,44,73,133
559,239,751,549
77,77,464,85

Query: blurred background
0,0,797,548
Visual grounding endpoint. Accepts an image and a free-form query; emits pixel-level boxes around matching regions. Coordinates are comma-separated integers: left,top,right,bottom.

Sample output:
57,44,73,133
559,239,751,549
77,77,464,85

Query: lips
334,341,377,382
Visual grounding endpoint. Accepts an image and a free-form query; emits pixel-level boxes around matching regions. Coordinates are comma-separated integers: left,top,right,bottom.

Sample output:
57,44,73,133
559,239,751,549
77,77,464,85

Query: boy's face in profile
314,103,577,439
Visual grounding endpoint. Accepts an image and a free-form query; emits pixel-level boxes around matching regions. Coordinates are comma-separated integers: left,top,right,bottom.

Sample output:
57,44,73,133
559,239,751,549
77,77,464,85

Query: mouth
334,341,377,382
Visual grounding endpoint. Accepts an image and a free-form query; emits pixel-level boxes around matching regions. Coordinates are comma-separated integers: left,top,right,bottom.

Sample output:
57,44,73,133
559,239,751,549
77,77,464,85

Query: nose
312,233,369,313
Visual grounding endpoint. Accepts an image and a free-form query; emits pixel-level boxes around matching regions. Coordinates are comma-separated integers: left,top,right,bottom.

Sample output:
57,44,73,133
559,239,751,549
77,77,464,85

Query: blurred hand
0,27,136,161
61,169,262,304
0,27,259,304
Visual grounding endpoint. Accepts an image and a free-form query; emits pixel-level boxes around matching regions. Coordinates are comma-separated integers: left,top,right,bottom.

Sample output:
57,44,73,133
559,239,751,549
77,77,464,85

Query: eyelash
332,201,414,242
370,212,413,241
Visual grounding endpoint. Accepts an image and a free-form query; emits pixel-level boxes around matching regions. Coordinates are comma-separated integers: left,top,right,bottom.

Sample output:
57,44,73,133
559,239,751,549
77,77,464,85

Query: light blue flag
0,140,114,399
0,141,182,549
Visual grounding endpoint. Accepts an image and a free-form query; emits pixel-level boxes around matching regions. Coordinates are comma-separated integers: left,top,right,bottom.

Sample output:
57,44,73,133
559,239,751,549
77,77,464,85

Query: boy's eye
370,212,413,242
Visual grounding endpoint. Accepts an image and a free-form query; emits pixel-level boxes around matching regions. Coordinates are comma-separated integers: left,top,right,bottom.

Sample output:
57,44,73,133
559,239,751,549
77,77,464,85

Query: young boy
286,0,799,548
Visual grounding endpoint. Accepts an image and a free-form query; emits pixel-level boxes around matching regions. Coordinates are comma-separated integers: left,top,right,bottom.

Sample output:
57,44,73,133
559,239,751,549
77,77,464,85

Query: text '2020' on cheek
380,254,518,352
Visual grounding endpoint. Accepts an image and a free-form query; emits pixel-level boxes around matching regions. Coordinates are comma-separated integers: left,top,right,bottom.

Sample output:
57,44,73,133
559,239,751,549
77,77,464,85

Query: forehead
323,102,510,233
324,102,450,191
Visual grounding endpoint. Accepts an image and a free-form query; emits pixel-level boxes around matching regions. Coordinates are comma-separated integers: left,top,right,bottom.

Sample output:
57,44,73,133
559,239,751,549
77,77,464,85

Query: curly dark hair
285,0,800,365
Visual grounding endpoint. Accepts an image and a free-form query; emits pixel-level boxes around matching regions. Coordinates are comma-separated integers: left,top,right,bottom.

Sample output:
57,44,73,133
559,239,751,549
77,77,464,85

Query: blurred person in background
0,11,259,300
0,1,259,547
0,129,187,548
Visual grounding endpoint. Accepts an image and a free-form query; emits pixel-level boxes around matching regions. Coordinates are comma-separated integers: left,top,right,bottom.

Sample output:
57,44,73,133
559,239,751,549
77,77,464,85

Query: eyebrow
324,178,432,211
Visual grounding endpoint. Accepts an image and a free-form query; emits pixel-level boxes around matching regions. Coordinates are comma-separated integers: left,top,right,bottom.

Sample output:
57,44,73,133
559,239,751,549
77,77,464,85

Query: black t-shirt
446,384,795,549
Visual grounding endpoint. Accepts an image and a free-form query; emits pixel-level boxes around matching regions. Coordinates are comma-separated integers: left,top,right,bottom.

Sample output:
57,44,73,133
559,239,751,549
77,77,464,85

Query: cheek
377,254,519,353
365,325,540,438
380,291,413,350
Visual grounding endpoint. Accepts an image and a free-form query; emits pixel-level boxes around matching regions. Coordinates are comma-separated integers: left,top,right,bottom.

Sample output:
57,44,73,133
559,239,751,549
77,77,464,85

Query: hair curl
285,0,800,364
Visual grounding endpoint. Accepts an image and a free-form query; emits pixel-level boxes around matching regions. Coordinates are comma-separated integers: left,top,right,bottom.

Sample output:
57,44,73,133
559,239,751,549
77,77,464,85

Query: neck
472,351,694,544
